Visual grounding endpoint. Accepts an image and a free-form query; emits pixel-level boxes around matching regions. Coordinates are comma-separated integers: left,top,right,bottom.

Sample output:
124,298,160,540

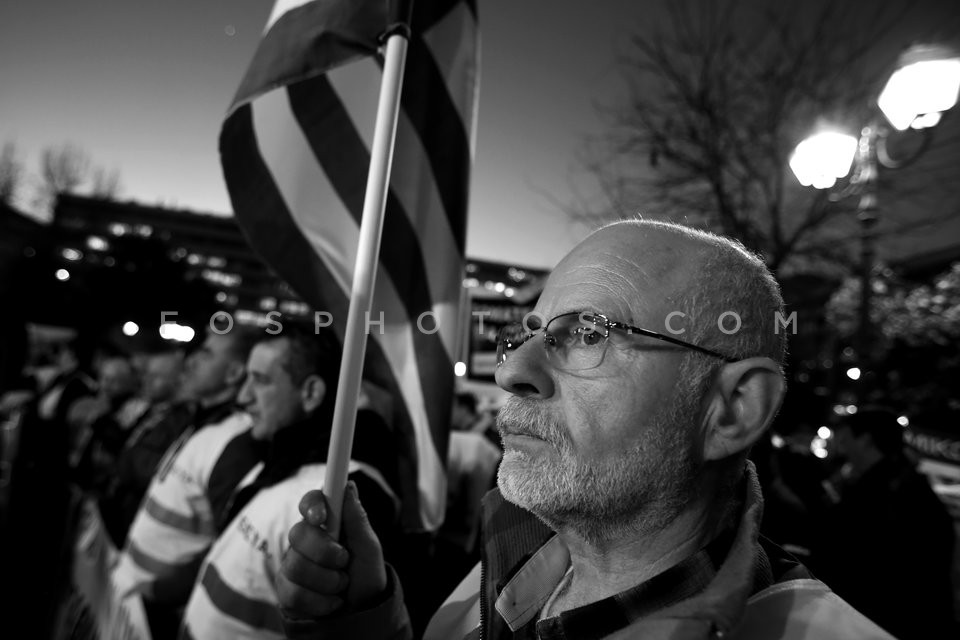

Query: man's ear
701,357,785,462
225,361,246,387
300,374,326,413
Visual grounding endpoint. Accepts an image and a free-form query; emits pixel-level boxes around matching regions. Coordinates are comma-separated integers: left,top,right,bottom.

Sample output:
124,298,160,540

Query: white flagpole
322,26,409,539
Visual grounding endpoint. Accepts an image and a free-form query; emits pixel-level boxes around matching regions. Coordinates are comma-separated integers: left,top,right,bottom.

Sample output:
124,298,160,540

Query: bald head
561,220,786,368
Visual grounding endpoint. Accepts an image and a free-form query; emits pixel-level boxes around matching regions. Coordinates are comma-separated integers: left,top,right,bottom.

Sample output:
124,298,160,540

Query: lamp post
789,44,960,385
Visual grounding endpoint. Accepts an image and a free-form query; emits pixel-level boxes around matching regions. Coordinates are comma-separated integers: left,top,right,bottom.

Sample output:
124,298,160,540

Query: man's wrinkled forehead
542,225,699,317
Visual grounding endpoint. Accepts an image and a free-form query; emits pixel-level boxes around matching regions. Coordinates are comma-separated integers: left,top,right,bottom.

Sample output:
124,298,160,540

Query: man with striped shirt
180,326,401,639
112,328,260,638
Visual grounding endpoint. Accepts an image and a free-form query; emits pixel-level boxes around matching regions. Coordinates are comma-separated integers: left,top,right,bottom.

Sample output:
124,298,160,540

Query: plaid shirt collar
494,530,733,640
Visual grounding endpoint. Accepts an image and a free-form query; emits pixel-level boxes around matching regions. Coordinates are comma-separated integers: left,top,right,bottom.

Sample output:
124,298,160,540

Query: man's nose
237,378,253,406
495,337,555,399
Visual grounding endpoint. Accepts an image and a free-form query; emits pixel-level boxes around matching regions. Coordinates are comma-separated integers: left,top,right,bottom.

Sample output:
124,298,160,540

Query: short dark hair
268,322,341,397
839,405,905,458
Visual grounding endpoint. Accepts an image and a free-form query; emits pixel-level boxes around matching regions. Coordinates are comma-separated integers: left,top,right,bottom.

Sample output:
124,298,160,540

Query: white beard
496,391,700,544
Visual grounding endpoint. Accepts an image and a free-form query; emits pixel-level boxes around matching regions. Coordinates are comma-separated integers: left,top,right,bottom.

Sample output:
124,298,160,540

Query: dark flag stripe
400,33,473,248
220,0,479,531
230,0,385,109
221,104,351,326
288,75,454,328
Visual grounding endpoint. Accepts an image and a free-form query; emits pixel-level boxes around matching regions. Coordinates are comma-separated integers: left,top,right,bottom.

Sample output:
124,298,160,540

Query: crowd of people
0,220,957,640
0,322,410,639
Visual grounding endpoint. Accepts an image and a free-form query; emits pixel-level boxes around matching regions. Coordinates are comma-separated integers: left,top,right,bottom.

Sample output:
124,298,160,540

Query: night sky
2,1,959,268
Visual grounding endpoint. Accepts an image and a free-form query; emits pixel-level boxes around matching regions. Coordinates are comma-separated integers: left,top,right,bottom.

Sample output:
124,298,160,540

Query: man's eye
574,327,604,346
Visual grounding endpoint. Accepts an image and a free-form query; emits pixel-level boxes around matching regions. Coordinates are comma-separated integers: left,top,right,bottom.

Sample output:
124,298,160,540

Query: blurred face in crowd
451,398,476,431
181,333,244,401
142,352,184,404
238,338,323,440
495,225,703,539
99,357,137,403
832,425,873,470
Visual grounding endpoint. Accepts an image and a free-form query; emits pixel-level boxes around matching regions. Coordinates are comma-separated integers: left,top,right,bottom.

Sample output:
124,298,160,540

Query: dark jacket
283,465,895,640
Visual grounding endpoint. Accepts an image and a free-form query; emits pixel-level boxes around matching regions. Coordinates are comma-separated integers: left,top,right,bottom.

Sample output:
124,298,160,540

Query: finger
281,547,350,593
297,490,328,526
287,521,349,568
276,572,343,618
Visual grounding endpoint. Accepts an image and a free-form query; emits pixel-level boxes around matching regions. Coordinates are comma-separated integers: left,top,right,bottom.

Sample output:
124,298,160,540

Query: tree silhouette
574,0,960,275
0,142,24,206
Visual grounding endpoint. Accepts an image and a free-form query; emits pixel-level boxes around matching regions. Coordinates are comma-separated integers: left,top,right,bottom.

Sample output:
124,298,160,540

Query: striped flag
219,0,479,532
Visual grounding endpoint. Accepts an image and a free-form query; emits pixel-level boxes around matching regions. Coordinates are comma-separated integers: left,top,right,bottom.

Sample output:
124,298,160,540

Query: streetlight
789,44,960,381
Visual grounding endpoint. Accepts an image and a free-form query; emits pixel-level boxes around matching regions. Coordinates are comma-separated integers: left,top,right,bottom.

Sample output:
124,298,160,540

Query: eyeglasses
496,311,736,372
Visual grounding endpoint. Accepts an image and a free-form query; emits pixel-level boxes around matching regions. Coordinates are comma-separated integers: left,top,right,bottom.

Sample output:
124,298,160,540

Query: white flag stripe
252,87,355,294
391,111,462,359
328,58,382,152
265,0,314,32
331,55,462,363
421,4,480,154
251,85,447,529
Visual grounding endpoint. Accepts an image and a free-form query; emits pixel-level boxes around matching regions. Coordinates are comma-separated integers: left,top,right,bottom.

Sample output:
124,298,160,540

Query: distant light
897,415,910,427
789,131,858,188
833,404,847,416
259,297,277,311
811,437,829,459
494,282,506,293
911,111,942,129
61,248,82,261
55,268,70,281
771,434,786,449
846,367,862,381
462,277,479,288
846,404,858,415
817,426,832,440
122,321,139,337
86,236,109,251
159,323,195,343
187,253,202,265
109,222,128,236
504,287,516,298
878,52,960,131
215,292,228,303
454,361,467,377
225,24,236,36
103,257,116,267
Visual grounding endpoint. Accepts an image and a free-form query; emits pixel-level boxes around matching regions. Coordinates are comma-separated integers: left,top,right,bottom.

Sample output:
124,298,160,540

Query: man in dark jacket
812,406,958,639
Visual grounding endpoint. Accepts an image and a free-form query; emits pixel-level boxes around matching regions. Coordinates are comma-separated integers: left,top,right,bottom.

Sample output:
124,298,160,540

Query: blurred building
50,194,310,325
37,195,550,379
0,201,44,273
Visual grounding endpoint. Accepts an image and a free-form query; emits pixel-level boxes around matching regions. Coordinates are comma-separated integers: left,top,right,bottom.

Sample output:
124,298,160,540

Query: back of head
609,219,787,393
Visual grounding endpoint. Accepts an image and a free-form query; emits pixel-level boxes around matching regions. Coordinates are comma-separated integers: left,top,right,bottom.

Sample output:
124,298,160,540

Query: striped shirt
113,411,257,604
181,461,398,640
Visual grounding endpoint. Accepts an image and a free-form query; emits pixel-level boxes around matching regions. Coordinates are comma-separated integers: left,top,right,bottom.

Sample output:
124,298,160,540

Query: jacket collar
481,462,777,639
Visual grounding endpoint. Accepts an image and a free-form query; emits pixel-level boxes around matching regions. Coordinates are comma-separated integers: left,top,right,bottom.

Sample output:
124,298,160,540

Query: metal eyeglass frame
496,311,737,370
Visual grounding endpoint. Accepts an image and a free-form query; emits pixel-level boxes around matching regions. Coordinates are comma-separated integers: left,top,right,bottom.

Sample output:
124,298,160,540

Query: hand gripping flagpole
322,20,411,540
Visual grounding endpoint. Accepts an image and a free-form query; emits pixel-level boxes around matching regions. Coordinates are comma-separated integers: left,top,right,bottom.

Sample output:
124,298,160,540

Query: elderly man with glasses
275,221,895,640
